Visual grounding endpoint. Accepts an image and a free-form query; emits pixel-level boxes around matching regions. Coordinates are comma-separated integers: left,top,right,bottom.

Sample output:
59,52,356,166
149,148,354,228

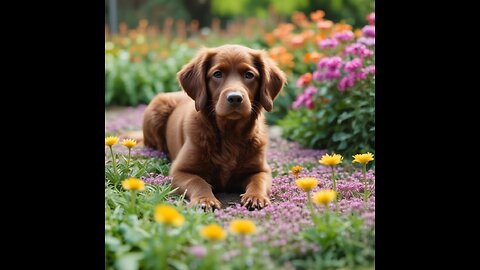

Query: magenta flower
319,38,338,49
338,75,355,91
367,12,375,25
345,43,373,58
334,30,354,42
362,25,375,38
344,58,363,73
365,65,375,75
358,37,375,47
355,70,367,80
292,86,317,109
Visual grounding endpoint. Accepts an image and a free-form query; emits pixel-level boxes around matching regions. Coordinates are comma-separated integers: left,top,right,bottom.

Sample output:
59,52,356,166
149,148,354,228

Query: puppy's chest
204,139,257,187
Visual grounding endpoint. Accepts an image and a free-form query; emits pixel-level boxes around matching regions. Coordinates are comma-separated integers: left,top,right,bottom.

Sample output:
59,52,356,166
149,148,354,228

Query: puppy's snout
226,92,243,107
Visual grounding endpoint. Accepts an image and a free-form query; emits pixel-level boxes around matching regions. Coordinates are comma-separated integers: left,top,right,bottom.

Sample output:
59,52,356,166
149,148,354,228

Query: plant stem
363,164,368,206
332,166,339,213
109,146,118,180
307,190,317,223
126,148,131,176
130,190,136,215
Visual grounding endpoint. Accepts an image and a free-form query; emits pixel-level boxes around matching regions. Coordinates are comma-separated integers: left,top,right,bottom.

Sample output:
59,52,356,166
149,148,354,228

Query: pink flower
319,38,338,49
367,12,375,25
338,76,355,91
334,30,354,42
366,65,375,75
362,25,375,38
344,58,363,73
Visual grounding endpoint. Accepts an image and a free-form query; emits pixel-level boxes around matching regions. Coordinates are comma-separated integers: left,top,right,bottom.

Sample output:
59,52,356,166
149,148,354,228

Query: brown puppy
142,44,286,210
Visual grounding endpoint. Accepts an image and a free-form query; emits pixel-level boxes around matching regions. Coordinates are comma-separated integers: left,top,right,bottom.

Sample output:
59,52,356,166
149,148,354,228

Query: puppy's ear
251,50,287,112
177,48,215,111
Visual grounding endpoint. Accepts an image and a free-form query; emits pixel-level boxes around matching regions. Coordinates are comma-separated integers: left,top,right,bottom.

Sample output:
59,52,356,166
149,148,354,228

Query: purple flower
292,86,317,109
319,38,338,49
324,70,341,80
355,70,367,80
344,58,363,73
338,75,355,91
312,70,323,81
189,245,207,259
326,56,342,70
334,30,354,42
362,25,375,38
358,36,375,47
345,43,374,58
365,65,375,75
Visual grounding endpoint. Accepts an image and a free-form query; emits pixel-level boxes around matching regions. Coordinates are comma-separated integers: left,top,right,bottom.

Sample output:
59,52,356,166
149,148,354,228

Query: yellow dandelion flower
319,153,343,166
200,223,227,241
105,136,119,146
352,152,374,164
291,165,302,176
122,138,137,149
313,190,337,206
229,219,256,235
121,177,145,191
295,177,318,192
154,204,185,227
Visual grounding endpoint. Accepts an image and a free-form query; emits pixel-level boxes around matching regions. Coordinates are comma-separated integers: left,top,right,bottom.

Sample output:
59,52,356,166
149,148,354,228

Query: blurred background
105,0,375,159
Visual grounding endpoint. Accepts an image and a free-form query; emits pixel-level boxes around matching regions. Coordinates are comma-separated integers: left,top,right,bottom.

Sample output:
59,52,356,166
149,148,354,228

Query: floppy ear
251,50,287,112
177,48,215,111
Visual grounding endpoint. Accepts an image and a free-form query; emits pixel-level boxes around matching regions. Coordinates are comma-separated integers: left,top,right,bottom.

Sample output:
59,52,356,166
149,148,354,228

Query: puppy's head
177,45,286,120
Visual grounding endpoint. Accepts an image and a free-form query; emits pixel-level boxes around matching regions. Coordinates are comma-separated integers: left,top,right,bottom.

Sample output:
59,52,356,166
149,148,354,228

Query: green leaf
115,252,143,270
332,132,352,142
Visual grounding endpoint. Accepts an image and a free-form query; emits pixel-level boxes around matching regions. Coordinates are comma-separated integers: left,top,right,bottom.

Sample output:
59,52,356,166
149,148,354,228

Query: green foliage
105,43,196,106
278,78,375,160
297,212,375,269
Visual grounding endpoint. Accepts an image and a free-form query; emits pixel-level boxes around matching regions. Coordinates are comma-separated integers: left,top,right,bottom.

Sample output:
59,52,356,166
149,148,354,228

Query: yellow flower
295,177,318,192
313,189,337,206
122,138,137,149
352,152,374,164
154,204,185,227
291,165,302,176
200,223,227,241
319,153,343,166
229,219,256,235
121,177,145,191
105,136,119,146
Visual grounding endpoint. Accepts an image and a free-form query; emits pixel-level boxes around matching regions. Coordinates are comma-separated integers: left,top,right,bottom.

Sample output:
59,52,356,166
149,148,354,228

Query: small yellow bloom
121,177,145,191
291,165,302,176
105,136,119,146
122,138,137,149
295,177,318,192
200,223,227,241
154,204,185,227
229,219,256,235
313,190,337,206
352,152,374,164
319,153,343,166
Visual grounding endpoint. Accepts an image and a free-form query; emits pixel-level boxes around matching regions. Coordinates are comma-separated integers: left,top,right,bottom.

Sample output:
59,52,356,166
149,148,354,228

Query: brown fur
142,45,286,210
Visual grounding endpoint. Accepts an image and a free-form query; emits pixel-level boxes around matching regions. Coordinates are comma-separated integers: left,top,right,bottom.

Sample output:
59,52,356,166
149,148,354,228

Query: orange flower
332,23,352,35
317,20,333,30
273,23,295,39
303,52,323,63
264,33,276,46
296,73,313,87
292,11,310,28
310,10,325,22
354,29,363,38
290,34,305,48
268,47,295,70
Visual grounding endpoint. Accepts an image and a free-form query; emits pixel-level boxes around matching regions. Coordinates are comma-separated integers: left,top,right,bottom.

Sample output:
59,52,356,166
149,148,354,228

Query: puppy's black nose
227,93,243,107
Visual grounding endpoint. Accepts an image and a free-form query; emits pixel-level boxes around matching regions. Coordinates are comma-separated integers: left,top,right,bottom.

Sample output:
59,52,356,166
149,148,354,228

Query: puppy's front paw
240,193,270,211
189,196,222,211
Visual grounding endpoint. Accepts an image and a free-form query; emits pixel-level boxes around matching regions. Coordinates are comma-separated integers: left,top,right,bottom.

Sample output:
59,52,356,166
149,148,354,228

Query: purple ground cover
105,105,375,256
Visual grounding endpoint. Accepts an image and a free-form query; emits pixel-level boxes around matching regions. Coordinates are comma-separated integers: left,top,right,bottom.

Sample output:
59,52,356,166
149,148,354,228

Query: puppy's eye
244,71,254,80
213,71,222,78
